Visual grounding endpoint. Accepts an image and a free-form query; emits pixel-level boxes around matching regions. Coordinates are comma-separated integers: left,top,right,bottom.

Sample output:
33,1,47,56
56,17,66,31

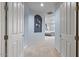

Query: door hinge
4,3,8,11
4,35,8,40
76,5,79,10
75,36,79,40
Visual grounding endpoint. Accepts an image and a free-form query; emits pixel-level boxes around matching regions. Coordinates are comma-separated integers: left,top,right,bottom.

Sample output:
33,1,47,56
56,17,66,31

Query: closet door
7,2,24,57
0,2,5,57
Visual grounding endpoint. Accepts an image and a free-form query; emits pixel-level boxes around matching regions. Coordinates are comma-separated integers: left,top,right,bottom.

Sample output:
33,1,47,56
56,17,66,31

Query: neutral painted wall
24,5,29,46
54,8,61,53
45,14,55,32
24,4,45,47
28,10,45,46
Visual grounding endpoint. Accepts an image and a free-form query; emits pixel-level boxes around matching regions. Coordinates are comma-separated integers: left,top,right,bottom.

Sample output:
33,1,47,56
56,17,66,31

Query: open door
0,2,5,57
60,2,76,57
7,2,24,57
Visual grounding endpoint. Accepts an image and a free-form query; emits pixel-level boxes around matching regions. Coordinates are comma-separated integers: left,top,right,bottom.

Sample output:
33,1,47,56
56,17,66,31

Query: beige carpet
24,36,61,57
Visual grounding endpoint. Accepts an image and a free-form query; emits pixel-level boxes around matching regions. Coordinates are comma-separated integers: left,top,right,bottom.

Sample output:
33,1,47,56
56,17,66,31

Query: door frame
4,2,8,57
76,2,79,57
3,2,79,57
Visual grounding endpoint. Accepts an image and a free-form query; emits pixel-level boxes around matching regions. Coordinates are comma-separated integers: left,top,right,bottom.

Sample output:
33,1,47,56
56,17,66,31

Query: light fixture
47,12,53,14
40,3,44,7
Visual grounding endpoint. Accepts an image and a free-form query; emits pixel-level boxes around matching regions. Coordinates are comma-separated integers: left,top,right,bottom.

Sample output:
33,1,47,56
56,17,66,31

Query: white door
60,3,67,56
7,2,24,57
60,2,76,57
0,2,5,57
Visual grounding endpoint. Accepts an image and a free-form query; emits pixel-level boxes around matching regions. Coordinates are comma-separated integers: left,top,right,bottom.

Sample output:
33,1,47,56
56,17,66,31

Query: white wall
45,14,55,32
24,4,30,46
28,10,45,45
54,8,61,53
24,4,45,47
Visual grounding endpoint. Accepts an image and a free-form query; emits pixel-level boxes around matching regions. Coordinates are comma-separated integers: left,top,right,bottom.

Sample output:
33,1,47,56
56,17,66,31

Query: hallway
24,36,61,57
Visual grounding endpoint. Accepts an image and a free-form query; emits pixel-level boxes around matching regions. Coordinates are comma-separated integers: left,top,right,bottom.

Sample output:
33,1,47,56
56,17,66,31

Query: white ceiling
24,2,62,14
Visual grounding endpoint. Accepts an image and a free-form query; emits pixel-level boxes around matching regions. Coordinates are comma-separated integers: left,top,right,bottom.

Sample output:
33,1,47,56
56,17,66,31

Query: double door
55,2,76,57
0,2,24,57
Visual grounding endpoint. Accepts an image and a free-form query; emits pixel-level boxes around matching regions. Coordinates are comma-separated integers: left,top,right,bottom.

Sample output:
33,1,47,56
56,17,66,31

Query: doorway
0,2,78,57
24,2,61,57
23,2,77,57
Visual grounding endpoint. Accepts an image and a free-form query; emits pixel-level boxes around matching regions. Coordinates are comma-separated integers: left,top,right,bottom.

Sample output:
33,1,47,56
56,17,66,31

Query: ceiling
24,2,62,14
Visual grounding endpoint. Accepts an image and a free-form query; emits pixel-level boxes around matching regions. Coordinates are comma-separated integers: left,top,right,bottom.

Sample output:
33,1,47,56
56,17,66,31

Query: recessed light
40,3,44,7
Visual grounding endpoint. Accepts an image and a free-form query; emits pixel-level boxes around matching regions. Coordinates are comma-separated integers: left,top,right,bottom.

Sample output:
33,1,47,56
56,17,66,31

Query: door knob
22,34,24,37
60,34,62,37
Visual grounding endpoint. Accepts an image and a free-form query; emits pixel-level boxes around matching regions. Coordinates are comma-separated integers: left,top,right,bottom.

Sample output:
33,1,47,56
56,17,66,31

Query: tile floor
24,36,61,57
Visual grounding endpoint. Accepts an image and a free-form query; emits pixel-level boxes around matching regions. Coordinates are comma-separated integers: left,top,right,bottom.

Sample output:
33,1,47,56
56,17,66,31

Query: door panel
7,2,24,57
59,2,76,57
0,2,5,57
60,3,67,57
